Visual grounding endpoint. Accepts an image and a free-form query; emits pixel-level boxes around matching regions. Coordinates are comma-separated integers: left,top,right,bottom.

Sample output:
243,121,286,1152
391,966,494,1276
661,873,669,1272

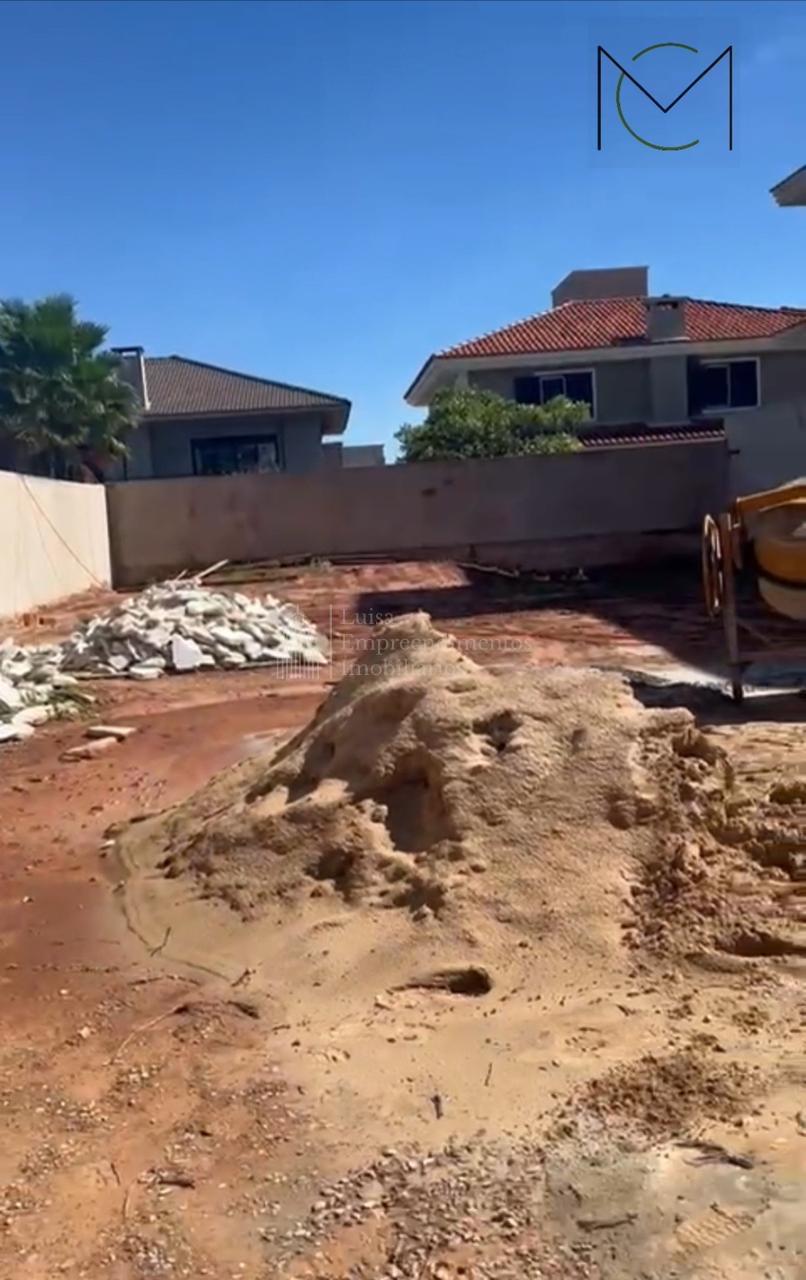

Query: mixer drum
750,500,806,621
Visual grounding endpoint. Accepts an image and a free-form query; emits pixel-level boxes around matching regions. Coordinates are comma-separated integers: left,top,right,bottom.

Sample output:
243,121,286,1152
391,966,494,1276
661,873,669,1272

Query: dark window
688,359,758,413
564,371,595,405
701,363,729,408
540,375,565,402
513,376,541,404
729,360,759,408
192,434,280,477
513,370,594,413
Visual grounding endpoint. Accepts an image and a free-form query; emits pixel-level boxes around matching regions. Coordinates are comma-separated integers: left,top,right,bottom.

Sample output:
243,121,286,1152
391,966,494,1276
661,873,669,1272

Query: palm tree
0,294,138,479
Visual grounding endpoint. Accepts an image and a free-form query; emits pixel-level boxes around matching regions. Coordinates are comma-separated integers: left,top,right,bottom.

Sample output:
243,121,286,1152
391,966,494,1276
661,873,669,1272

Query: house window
192,434,280,477
689,358,759,413
513,370,594,415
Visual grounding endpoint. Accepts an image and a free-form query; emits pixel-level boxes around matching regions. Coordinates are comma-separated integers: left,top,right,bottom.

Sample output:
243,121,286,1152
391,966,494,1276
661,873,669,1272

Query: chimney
645,296,686,343
111,345,149,410
551,266,648,308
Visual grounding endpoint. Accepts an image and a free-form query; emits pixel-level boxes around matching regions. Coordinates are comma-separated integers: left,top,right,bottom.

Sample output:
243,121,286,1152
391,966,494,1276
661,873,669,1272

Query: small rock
0,721,34,742
0,675,23,712
13,706,52,727
85,725,137,741
62,737,119,761
171,635,205,672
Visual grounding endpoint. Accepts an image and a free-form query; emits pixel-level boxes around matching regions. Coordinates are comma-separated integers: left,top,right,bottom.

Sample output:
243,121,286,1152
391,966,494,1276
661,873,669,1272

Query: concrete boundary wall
726,399,806,498
0,471,111,619
106,440,728,586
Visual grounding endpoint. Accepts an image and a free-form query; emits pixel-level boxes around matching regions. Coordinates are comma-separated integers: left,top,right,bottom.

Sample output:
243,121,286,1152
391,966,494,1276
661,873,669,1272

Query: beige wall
107,440,727,585
0,471,111,619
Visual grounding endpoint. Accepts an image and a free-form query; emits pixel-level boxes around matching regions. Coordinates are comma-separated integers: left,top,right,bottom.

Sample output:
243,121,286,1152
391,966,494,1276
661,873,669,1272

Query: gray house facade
406,267,806,431
111,350,352,481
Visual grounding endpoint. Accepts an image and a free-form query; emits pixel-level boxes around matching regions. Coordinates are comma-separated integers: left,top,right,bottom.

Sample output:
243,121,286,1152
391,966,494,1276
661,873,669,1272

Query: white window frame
697,356,761,414
523,367,597,419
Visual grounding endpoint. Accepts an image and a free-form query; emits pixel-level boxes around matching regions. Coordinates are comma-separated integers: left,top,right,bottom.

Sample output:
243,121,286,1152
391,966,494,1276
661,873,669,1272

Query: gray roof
771,164,806,207
143,355,350,427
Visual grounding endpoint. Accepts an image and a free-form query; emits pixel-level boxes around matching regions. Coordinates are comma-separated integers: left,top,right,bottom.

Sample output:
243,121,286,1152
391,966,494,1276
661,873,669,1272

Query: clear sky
2,0,805,454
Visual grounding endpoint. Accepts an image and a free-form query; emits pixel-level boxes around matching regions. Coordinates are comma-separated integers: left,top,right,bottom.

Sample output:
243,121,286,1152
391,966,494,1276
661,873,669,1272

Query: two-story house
405,267,806,440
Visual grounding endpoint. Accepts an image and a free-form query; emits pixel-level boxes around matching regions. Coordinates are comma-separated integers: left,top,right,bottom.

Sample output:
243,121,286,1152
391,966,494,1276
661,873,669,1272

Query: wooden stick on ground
195,559,230,582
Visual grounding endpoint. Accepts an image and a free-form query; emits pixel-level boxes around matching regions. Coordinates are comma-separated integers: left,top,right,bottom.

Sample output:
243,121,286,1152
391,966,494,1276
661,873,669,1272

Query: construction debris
0,579,327,746
59,581,327,678
0,640,92,742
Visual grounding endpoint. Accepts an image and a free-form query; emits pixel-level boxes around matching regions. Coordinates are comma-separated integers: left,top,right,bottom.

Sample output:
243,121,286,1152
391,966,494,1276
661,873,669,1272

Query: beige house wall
0,472,111,619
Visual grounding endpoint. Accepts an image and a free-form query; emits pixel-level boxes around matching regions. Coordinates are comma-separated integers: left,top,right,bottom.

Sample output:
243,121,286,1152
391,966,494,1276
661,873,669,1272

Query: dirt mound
629,722,806,964
121,613,806,986
128,613,661,983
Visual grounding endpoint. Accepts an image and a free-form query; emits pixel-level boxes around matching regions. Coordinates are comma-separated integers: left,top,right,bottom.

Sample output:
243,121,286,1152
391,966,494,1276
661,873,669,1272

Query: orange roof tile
439,297,806,359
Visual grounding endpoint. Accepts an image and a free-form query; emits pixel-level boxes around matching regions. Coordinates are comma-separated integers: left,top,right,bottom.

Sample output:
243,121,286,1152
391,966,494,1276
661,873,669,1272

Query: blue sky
2,0,805,454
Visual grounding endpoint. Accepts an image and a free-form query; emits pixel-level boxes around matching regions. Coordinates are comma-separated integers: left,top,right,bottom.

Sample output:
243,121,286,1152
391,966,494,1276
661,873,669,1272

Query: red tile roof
439,297,806,359
580,421,724,449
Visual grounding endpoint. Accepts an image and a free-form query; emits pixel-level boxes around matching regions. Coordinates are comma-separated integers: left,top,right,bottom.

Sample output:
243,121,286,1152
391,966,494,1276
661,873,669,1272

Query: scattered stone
60,578,327,680
13,706,52,727
62,737,119,761
0,638,94,747
0,577,326,745
85,725,137,741
265,1136,592,1279
0,722,32,743
0,675,23,712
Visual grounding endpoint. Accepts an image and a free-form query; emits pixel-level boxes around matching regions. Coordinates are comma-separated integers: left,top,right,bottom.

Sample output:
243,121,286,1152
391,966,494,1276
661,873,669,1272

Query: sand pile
138,613,655,976
122,614,806,991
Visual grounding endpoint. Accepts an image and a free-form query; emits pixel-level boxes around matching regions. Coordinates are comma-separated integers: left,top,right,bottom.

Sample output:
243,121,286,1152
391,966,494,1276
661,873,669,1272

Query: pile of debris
0,580,327,744
0,641,89,743
59,581,328,680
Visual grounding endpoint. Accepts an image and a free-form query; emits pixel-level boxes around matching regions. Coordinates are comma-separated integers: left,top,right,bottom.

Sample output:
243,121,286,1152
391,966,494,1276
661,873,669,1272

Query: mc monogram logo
597,43,734,151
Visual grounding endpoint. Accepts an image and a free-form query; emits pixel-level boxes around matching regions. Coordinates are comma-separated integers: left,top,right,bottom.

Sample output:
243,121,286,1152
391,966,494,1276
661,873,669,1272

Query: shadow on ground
355,561,806,686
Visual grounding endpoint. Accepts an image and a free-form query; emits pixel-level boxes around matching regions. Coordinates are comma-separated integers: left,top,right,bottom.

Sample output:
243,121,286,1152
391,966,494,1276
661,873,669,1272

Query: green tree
0,294,138,478
396,387,588,463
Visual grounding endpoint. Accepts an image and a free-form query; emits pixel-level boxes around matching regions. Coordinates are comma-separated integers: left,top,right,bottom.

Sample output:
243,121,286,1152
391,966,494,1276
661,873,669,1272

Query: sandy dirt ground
1,561,806,1280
